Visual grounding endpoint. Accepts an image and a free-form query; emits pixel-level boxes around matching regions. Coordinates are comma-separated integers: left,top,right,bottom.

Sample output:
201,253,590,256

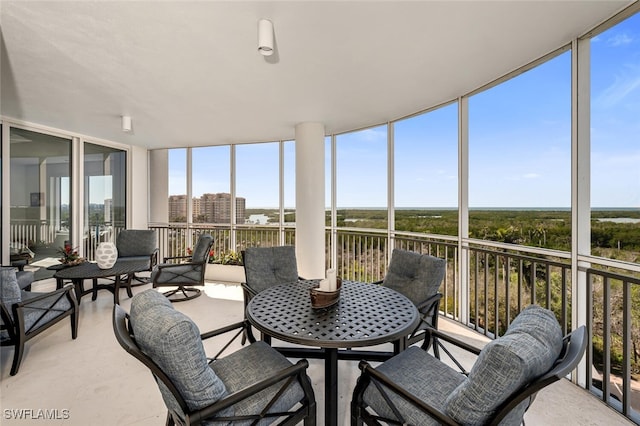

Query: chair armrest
156,260,204,270
372,279,383,285
162,254,192,263
425,327,482,356
200,320,248,340
195,359,311,420
15,283,76,307
241,282,258,298
415,292,442,312
358,360,459,426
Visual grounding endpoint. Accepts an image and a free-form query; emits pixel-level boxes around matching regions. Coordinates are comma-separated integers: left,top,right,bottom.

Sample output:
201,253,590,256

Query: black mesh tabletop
53,259,149,280
247,279,419,349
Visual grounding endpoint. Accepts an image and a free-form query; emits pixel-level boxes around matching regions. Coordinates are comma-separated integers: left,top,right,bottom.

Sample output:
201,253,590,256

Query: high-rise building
168,195,188,222
200,193,246,224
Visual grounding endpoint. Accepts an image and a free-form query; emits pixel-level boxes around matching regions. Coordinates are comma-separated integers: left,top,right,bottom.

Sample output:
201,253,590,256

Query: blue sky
170,13,639,210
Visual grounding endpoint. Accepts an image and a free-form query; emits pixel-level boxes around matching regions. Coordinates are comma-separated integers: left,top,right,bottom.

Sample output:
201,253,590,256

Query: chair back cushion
444,304,563,424
192,234,214,263
1,267,22,306
382,249,446,306
116,229,157,257
243,246,299,293
129,289,227,415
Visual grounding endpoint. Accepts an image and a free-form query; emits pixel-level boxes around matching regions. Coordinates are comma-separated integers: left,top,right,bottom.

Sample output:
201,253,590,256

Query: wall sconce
258,19,274,56
122,115,132,132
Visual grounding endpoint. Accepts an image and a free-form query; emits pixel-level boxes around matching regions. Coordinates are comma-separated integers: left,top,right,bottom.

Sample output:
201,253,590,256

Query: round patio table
53,259,150,305
246,279,419,426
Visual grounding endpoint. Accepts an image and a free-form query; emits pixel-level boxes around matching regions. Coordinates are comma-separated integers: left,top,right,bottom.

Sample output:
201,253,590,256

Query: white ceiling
0,1,634,150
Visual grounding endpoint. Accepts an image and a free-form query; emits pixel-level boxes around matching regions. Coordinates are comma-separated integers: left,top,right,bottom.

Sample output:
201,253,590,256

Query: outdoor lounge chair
351,304,587,425
0,267,78,376
116,229,159,284
241,246,300,343
377,249,446,355
151,233,213,302
113,289,316,425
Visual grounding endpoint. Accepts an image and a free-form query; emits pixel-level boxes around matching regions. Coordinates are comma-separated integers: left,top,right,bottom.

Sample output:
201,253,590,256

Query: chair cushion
129,290,228,415
444,305,563,424
209,341,306,426
1,290,72,342
16,270,35,290
1,267,22,306
244,246,299,294
363,346,465,425
116,229,157,258
152,264,204,285
382,249,445,306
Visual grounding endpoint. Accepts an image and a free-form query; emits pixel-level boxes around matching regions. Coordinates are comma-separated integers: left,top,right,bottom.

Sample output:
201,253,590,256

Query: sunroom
1,1,639,425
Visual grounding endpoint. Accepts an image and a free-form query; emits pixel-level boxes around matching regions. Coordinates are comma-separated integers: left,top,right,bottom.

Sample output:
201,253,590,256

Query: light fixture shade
258,19,273,56
122,115,132,132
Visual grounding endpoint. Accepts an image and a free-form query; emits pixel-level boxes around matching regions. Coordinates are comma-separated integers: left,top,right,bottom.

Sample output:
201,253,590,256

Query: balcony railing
148,223,639,424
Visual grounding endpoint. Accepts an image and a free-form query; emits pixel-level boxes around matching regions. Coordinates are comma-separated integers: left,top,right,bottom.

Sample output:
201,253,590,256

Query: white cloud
608,33,633,47
594,68,640,109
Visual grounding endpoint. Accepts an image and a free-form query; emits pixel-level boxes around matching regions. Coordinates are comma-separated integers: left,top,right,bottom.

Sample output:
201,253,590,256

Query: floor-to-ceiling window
83,142,126,259
394,104,459,236
236,142,279,248
469,51,572,249
168,148,187,223
9,128,72,280
336,125,387,229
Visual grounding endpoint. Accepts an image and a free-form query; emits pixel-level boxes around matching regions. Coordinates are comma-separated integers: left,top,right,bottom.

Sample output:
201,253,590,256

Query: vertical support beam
387,122,394,265
1,124,10,265
295,122,326,279
148,149,169,224
330,134,337,269
72,137,82,252
573,37,591,387
186,147,193,244
279,140,285,245
458,96,469,324
230,144,236,251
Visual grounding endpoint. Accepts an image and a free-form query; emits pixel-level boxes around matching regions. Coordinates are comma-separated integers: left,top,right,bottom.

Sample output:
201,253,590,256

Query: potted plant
204,250,245,283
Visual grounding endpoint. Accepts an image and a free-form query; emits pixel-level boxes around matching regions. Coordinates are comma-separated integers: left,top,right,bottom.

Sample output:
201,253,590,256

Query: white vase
95,242,118,269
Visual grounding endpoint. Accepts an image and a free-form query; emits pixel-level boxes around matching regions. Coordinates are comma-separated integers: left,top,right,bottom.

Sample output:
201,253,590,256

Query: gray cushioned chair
351,305,587,425
116,229,159,284
378,249,446,355
152,234,214,302
241,246,300,343
113,289,316,425
0,267,78,375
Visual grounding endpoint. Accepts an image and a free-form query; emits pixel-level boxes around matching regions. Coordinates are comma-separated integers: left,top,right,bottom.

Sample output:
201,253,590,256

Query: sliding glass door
9,128,72,279
83,142,126,259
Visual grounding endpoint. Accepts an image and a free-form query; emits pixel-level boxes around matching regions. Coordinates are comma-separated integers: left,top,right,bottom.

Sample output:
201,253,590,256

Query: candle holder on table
310,278,342,309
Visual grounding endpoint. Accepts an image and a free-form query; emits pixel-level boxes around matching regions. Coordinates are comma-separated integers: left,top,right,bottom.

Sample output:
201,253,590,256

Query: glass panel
192,146,230,223
336,126,387,228
590,13,640,262
284,140,295,225
83,142,126,260
168,148,187,222
236,142,279,226
469,52,571,249
394,104,458,235
10,128,71,280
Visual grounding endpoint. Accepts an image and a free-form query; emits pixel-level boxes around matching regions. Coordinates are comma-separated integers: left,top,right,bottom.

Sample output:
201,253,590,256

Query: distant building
168,195,187,222
170,193,245,224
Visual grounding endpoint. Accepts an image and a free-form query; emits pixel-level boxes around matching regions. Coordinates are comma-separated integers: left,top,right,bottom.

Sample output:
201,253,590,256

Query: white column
148,149,169,223
295,122,325,279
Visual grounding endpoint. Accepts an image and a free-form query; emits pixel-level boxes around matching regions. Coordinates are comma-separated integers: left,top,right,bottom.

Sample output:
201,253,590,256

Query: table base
56,274,134,305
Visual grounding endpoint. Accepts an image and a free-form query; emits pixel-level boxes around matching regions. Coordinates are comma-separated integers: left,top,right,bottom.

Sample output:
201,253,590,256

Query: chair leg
165,412,175,426
71,307,79,340
305,401,317,426
10,339,26,376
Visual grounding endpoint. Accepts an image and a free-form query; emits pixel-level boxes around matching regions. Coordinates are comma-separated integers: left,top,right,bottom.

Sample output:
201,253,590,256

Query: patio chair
351,305,587,426
241,246,300,343
0,267,78,376
113,289,316,425
377,249,445,355
116,229,159,284
151,233,213,302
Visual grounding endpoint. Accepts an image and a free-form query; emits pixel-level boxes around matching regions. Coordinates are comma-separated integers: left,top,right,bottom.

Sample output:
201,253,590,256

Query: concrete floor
0,279,634,425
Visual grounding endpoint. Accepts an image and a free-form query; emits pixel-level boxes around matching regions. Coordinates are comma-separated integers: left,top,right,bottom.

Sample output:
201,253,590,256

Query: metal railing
146,223,638,424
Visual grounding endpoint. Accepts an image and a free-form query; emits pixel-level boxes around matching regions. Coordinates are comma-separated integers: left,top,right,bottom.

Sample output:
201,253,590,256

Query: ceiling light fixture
258,19,274,56
122,115,132,132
